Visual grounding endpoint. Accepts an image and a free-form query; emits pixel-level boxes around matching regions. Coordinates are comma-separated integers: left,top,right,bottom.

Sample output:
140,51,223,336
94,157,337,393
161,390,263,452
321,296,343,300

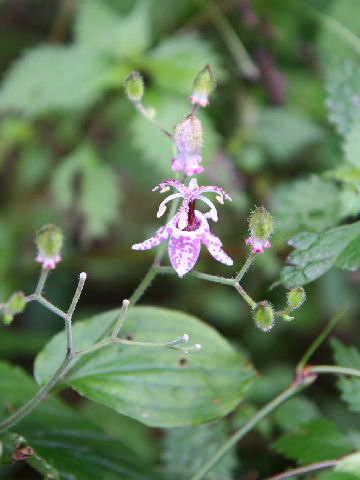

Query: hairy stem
310,365,360,378
133,100,173,139
234,252,257,283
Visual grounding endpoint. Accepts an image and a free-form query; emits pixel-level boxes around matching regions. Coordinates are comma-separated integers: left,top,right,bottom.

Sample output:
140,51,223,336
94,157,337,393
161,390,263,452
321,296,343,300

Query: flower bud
246,206,274,253
172,114,203,176
190,64,216,107
287,286,306,311
124,71,144,101
36,224,63,269
8,291,26,315
253,301,274,332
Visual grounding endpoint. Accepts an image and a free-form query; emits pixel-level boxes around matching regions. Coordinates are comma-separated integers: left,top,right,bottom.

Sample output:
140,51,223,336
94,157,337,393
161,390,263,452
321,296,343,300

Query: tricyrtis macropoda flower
132,178,233,277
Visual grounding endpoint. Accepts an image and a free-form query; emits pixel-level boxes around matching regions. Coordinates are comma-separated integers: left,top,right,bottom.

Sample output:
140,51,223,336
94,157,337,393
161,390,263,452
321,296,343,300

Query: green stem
133,100,173,139
310,365,360,378
35,268,50,296
0,356,71,435
157,266,234,285
72,337,113,358
234,252,257,283
112,299,130,338
129,267,158,305
234,282,257,309
264,459,340,480
37,296,68,320
190,381,309,480
296,307,348,372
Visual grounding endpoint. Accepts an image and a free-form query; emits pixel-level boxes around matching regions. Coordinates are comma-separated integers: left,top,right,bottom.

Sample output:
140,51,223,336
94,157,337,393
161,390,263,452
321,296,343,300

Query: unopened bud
8,291,26,315
287,287,306,311
124,71,144,101
190,64,216,107
172,114,203,176
253,301,274,332
36,224,63,269
246,206,274,253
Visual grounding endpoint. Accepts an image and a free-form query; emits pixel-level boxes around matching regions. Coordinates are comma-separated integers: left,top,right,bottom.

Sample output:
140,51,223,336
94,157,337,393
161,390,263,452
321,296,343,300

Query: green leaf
273,396,321,432
331,338,360,413
146,34,225,96
326,59,360,136
162,421,237,480
256,108,324,161
75,0,151,58
34,306,255,427
315,473,359,480
274,418,354,464
52,144,121,238
344,123,360,167
271,176,341,235
281,221,360,287
0,46,110,117
0,361,160,479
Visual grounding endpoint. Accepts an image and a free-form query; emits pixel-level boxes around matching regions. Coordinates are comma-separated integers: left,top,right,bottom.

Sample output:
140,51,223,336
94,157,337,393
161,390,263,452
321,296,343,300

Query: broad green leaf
274,418,354,464
162,421,237,480
325,59,360,136
146,34,224,96
35,306,255,427
52,144,121,238
75,0,151,58
0,361,159,479
256,108,323,161
130,91,219,176
273,396,321,432
281,221,360,287
331,338,360,413
271,176,341,234
0,46,110,117
315,473,359,480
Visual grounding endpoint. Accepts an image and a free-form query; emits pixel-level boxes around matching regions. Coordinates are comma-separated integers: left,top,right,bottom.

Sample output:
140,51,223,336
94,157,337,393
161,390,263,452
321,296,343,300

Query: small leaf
274,418,354,464
0,46,110,116
75,0,151,58
0,361,160,479
331,338,360,413
52,144,121,238
281,221,360,287
34,306,255,427
271,176,341,235
162,421,237,480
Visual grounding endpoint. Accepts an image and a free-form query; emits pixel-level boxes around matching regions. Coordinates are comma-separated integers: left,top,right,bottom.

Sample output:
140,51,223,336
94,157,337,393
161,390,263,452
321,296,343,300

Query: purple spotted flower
132,178,233,277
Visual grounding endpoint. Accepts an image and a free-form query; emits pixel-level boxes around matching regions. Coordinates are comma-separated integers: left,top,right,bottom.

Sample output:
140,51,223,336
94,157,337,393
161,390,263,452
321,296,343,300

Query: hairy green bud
36,224,63,269
8,291,26,315
246,206,274,253
190,64,216,107
253,301,274,332
124,71,144,101
287,286,306,311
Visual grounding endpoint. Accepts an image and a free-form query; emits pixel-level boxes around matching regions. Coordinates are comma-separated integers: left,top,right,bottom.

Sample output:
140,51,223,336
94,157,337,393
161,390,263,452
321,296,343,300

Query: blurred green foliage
1,0,360,479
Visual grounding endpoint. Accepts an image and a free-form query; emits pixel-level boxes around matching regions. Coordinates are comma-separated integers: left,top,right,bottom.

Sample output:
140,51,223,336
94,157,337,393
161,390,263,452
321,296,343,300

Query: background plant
1,0,360,479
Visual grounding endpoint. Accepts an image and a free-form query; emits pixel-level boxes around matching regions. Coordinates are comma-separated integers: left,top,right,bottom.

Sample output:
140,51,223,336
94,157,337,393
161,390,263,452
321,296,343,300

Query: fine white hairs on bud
246,206,274,253
35,224,63,269
287,287,306,311
253,301,274,332
171,114,203,176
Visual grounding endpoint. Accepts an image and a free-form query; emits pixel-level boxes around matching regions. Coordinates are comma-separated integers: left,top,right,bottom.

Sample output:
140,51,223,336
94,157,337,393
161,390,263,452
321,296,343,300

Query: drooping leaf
281,221,360,288
0,361,160,479
271,176,341,234
52,143,121,238
331,338,360,413
34,306,255,427
274,418,354,464
162,421,237,480
0,46,110,117
75,0,151,58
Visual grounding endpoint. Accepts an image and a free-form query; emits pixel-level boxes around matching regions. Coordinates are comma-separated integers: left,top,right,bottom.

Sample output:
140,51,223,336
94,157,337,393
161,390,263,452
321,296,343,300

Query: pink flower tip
36,253,61,269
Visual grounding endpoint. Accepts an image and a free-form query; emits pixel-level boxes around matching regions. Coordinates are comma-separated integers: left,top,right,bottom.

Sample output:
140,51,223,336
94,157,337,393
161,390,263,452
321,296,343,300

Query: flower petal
202,230,233,266
132,225,170,251
168,230,201,277
152,179,187,195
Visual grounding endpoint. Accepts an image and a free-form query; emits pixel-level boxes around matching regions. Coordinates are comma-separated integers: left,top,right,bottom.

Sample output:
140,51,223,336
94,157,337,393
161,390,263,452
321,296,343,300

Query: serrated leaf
75,0,151,58
0,361,159,479
0,46,110,117
273,396,321,432
271,176,341,234
325,59,360,136
256,108,323,161
281,221,360,287
52,144,121,238
146,34,224,96
274,419,354,464
162,421,237,480
34,306,255,428
130,91,219,176
331,338,360,413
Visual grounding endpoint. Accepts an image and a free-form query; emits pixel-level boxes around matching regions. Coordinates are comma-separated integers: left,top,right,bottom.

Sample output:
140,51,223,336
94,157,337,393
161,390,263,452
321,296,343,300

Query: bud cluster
1,291,26,325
